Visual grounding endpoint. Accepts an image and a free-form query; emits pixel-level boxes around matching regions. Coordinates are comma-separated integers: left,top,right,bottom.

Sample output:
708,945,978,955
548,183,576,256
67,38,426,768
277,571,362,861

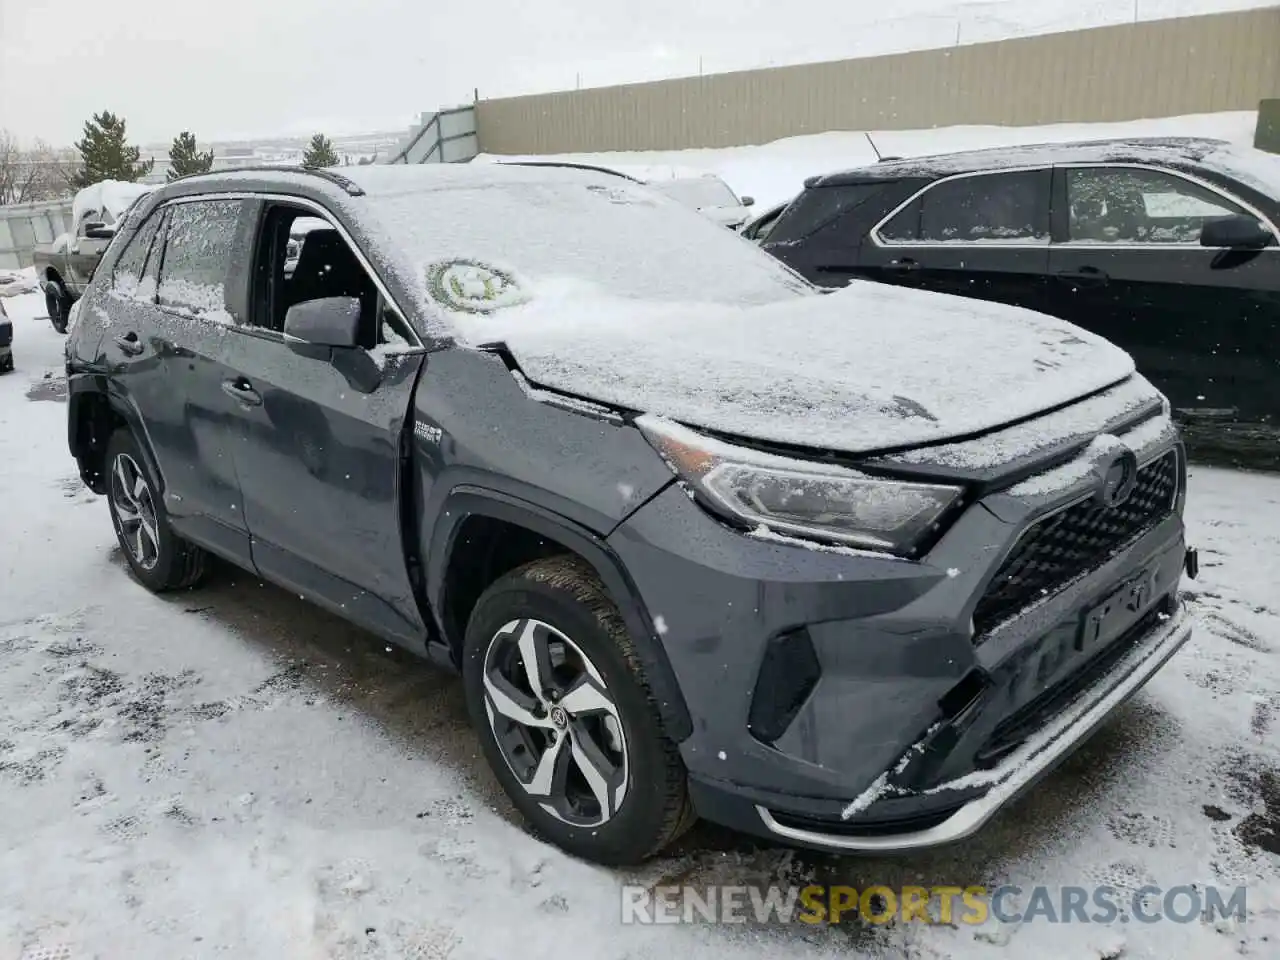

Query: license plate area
1078,566,1158,655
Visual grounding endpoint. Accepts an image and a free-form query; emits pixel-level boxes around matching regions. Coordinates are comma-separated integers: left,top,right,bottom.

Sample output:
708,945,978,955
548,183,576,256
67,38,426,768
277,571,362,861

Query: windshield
360,177,811,315
650,176,741,209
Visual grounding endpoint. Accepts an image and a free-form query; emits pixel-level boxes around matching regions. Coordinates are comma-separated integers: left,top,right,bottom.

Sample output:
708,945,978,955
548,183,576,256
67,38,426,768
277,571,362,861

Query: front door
1046,164,1280,441
221,200,428,645
858,168,1053,314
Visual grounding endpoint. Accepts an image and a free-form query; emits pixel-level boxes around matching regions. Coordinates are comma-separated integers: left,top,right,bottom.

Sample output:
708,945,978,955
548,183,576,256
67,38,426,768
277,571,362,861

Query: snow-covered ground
2,112,1279,955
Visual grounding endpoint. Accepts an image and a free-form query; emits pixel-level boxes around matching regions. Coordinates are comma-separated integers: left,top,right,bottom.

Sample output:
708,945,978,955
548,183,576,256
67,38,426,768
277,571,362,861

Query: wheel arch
428,486,693,742
68,381,163,497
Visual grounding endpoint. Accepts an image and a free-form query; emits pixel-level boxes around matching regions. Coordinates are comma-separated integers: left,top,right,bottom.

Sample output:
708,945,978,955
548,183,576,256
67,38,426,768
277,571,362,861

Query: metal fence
388,106,479,163
475,6,1280,155
0,199,73,271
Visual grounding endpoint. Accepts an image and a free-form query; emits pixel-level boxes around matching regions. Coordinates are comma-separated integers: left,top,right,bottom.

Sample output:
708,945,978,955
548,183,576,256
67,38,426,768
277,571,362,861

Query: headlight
638,416,963,556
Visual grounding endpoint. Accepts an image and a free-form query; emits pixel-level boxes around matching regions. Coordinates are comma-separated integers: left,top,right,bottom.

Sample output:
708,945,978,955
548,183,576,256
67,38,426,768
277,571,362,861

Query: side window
765,183,886,245
157,199,245,323
110,209,164,301
252,203,416,351
1064,167,1248,244
879,171,1048,243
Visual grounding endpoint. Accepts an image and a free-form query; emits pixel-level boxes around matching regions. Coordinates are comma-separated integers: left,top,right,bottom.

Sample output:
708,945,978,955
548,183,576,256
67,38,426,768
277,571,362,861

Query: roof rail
171,165,365,196
496,160,645,183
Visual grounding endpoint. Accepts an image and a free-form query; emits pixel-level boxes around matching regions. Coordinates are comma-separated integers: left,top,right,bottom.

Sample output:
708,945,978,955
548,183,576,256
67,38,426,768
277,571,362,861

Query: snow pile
0,267,39,297
70,179,152,229
489,111,1261,210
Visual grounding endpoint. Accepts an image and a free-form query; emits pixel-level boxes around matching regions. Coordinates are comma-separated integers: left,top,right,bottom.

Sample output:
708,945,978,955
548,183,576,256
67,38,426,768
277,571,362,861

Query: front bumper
753,600,1191,851
607,434,1192,853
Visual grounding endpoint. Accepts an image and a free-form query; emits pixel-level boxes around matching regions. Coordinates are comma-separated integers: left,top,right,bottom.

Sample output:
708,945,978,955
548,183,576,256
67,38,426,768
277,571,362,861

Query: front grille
972,450,1179,637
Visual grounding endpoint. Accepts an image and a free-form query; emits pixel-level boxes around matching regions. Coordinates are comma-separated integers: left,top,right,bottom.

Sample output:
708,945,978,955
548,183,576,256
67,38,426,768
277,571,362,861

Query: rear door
1046,164,1280,434
116,197,256,565
858,169,1052,314
219,199,428,645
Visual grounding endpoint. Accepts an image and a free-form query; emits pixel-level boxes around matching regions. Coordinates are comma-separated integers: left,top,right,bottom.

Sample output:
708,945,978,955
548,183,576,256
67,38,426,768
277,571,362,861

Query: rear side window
157,199,246,323
879,171,1048,243
766,183,886,245
111,210,164,300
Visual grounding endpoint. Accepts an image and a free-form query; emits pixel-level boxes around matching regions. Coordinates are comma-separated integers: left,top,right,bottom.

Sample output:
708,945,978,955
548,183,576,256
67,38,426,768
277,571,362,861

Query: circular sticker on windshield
426,259,528,313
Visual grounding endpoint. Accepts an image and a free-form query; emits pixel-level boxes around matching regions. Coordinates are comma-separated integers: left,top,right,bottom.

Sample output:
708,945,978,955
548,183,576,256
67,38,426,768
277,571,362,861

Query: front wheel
105,429,208,592
0,351,12,374
463,556,693,865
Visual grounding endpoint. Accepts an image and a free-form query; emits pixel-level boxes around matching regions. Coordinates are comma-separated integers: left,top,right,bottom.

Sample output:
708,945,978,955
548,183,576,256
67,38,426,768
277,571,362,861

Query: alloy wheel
110,453,160,571
481,618,629,827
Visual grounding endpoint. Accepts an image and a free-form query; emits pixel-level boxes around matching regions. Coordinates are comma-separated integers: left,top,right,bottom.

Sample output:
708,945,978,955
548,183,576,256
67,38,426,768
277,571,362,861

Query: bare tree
0,130,75,205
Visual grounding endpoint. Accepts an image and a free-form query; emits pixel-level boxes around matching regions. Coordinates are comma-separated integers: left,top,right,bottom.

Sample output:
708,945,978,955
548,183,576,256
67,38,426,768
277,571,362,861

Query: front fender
426,486,693,742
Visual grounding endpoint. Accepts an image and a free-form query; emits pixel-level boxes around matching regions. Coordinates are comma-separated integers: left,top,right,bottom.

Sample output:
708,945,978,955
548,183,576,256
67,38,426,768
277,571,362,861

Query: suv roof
808,136,1233,188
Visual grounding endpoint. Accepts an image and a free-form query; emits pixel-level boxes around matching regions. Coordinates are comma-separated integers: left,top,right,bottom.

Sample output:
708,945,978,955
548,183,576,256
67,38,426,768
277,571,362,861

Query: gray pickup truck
33,185,151,332
33,220,119,333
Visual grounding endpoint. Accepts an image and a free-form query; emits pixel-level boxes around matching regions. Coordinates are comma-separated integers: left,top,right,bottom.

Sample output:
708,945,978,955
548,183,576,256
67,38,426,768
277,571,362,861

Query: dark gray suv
64,162,1197,865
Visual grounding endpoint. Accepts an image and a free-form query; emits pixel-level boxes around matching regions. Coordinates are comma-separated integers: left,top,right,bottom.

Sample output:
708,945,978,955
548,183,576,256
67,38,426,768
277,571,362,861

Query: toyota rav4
64,162,1196,865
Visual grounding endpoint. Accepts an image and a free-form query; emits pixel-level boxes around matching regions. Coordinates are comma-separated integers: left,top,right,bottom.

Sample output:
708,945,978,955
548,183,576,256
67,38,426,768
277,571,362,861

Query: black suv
65,162,1196,865
755,137,1280,468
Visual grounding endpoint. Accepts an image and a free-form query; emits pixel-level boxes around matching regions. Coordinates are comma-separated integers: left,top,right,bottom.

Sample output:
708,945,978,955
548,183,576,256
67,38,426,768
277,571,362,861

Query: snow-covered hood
461,279,1136,455
696,204,752,229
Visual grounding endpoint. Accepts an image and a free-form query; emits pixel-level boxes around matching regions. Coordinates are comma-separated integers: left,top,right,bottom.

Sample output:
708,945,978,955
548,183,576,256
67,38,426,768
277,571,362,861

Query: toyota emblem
1094,448,1139,508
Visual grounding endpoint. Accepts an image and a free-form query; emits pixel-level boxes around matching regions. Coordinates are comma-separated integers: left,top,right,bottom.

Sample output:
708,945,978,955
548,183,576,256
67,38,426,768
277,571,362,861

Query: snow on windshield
356,174,810,333
650,176,741,209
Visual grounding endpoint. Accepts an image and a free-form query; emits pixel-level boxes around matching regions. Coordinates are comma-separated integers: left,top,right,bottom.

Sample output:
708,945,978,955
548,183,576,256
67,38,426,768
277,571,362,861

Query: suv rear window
766,182,886,245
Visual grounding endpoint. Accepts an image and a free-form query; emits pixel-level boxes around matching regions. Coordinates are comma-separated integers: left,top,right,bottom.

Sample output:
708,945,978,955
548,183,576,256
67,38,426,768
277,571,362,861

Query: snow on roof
71,180,153,226
815,136,1280,192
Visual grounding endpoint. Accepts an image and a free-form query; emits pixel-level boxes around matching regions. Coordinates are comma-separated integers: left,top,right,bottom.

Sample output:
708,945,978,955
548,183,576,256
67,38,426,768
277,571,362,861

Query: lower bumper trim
755,602,1193,852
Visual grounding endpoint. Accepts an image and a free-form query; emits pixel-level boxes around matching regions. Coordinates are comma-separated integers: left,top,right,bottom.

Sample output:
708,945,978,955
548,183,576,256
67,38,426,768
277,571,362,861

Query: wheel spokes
526,731,567,797
569,723,620,821
558,675,618,721
515,619,554,702
113,457,138,511
483,667,552,729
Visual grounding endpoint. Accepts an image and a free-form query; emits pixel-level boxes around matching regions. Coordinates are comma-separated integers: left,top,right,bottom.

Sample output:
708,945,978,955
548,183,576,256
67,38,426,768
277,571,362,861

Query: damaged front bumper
754,598,1193,852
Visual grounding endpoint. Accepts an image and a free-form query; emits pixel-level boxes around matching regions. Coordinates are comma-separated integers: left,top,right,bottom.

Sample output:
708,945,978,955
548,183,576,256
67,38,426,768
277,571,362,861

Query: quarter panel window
880,171,1048,243
157,199,246,322
1064,167,1247,244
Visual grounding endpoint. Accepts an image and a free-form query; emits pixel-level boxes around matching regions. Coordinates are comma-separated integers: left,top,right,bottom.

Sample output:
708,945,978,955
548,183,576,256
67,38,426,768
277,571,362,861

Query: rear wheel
46,286,72,334
105,429,207,592
462,556,693,865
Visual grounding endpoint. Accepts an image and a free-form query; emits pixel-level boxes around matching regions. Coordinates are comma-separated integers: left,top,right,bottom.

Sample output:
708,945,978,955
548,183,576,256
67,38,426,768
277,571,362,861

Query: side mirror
1200,214,1272,250
284,295,361,348
741,196,755,207
83,222,115,240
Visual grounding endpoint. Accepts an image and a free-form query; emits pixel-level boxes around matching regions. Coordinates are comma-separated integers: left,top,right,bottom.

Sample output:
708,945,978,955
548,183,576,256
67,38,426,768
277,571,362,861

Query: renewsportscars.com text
621,884,1249,926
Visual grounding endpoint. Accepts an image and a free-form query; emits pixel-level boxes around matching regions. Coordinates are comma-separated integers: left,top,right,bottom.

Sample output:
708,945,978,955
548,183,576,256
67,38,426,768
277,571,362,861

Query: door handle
1055,266,1109,285
885,258,921,273
113,333,144,356
221,378,262,406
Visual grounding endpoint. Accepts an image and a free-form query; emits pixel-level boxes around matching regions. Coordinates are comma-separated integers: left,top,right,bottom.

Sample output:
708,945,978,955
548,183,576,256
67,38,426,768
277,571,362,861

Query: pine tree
302,133,339,169
70,111,154,188
166,131,214,182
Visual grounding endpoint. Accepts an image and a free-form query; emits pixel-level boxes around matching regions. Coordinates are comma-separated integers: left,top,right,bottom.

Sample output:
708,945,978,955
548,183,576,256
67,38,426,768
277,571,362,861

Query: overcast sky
0,0,1262,147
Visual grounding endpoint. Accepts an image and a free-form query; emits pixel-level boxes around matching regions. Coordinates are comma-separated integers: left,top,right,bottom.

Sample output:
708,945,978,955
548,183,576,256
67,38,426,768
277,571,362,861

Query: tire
46,286,71,334
0,352,12,374
104,428,207,592
463,556,694,865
